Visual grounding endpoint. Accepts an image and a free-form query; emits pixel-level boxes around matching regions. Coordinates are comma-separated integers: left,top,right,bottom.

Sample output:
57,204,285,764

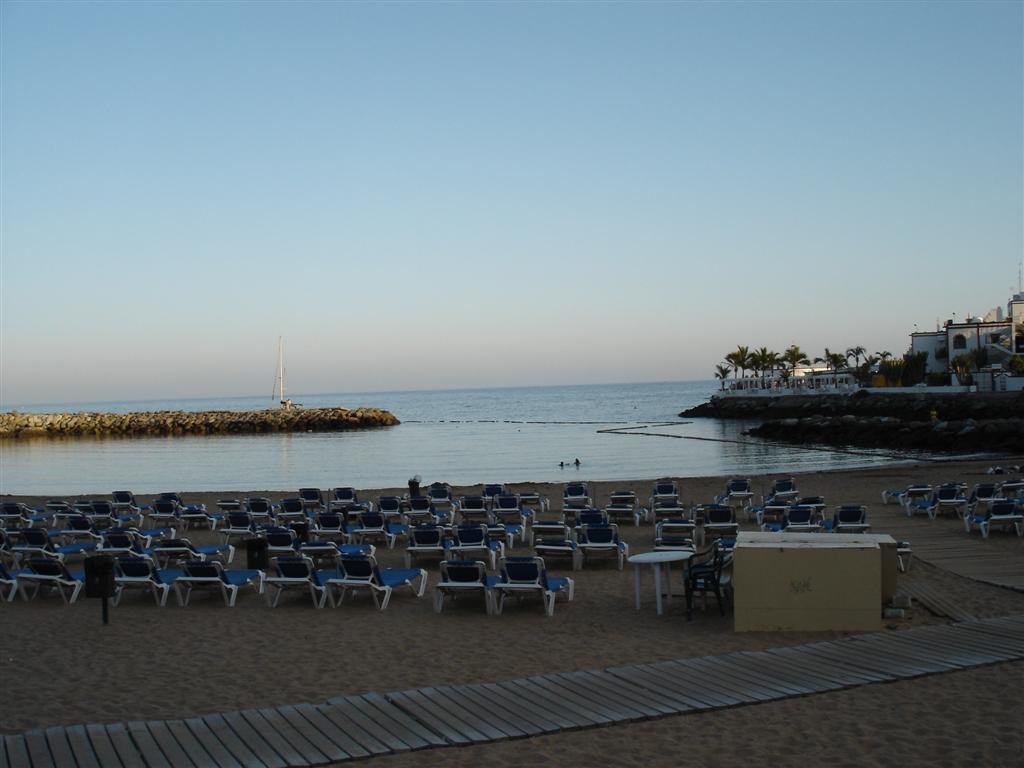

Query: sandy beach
3,458,1023,766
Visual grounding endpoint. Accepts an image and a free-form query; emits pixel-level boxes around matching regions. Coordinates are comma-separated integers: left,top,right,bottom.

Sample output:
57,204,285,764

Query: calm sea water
1,381,925,494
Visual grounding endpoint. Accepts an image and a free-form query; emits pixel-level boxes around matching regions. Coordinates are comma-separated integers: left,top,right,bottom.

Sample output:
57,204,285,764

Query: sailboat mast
278,336,286,405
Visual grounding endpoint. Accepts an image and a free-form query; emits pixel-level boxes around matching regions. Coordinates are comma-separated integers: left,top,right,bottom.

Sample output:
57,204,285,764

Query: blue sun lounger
113,556,182,606
433,560,499,614
264,556,332,608
16,558,86,604
174,560,263,607
326,554,426,610
494,555,574,617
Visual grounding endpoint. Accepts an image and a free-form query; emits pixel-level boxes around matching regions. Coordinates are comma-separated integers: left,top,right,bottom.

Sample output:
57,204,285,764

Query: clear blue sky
2,1,1021,405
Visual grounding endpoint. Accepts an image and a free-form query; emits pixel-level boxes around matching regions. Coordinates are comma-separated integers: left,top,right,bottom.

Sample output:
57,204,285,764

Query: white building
910,292,1024,372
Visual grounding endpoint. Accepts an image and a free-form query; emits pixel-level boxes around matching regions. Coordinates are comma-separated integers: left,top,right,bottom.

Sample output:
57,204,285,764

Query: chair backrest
410,525,443,546
493,494,521,512
64,515,94,532
727,479,751,494
988,500,1020,517
703,504,735,524
91,500,115,516
936,485,963,501
440,560,486,583
279,498,305,515
773,478,796,494
265,528,296,547
408,497,434,513
273,556,314,578
579,523,616,544
564,483,588,499
18,528,51,547
787,506,815,525
152,499,180,515
999,480,1024,498
358,512,385,528
338,554,378,582
656,520,694,541
316,513,344,530
27,557,71,578
112,491,136,505
332,487,357,502
428,483,452,502
653,480,678,497
246,498,273,515
299,488,323,504
102,532,136,549
227,511,255,529
158,492,185,505
455,524,487,545
836,505,866,524
482,484,505,499
577,509,607,527
500,556,544,585
377,496,402,514
217,499,243,513
971,484,998,500
115,557,155,579
797,496,825,507
460,496,487,512
183,560,223,580
1,502,29,517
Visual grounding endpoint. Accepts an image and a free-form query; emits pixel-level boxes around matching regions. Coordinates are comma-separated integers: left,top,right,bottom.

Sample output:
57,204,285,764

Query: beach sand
3,458,1023,766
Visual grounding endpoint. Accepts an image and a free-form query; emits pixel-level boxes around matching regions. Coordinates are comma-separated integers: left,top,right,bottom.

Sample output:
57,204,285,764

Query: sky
1,1,1022,406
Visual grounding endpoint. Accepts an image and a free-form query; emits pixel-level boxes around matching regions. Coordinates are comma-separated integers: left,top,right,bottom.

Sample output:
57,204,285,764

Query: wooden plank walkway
874,509,1024,591
899,581,978,622
4,614,1023,767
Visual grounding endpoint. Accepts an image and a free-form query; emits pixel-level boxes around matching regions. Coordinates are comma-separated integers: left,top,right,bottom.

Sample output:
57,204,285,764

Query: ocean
1,380,926,495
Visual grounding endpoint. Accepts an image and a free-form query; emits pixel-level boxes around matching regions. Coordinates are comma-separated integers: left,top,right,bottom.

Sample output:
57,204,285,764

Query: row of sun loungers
881,481,1024,537
0,551,575,616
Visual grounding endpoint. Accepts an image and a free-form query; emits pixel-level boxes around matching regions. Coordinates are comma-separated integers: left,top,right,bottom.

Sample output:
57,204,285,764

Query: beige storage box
733,532,887,632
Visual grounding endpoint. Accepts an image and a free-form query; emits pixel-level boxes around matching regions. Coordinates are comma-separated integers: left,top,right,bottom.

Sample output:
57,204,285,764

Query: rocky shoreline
747,414,1024,453
681,391,1024,454
0,407,400,439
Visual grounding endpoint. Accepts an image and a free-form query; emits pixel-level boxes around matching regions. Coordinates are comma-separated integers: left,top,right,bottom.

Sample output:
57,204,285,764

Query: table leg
654,564,663,616
633,564,641,611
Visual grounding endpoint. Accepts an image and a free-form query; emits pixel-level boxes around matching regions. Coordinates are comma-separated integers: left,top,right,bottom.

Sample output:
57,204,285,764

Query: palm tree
814,348,847,371
750,347,782,378
782,344,809,372
714,364,731,390
845,346,866,368
725,345,751,378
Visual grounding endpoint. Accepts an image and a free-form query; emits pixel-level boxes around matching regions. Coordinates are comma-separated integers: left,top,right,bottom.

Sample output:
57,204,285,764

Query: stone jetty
0,407,400,439
681,391,1024,453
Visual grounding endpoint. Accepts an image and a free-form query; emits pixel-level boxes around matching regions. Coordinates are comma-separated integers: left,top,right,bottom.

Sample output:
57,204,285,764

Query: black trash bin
246,537,269,570
84,554,116,599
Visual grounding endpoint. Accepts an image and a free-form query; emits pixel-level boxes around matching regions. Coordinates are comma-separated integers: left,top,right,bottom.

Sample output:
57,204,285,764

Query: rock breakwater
0,408,400,439
681,391,1024,421
682,391,1024,454
748,414,1024,453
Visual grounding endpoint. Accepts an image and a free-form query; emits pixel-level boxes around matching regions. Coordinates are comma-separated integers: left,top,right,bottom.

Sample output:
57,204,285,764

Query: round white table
627,550,694,615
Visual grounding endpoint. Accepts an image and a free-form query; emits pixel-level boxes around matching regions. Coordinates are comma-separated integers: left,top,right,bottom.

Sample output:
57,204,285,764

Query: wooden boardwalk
4,615,1023,768
876,508,1024,591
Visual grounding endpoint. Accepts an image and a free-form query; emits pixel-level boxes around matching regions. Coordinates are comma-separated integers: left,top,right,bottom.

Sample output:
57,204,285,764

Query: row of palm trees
715,345,894,383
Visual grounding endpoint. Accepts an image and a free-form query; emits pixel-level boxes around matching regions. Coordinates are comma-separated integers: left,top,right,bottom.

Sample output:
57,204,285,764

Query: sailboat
272,336,293,410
